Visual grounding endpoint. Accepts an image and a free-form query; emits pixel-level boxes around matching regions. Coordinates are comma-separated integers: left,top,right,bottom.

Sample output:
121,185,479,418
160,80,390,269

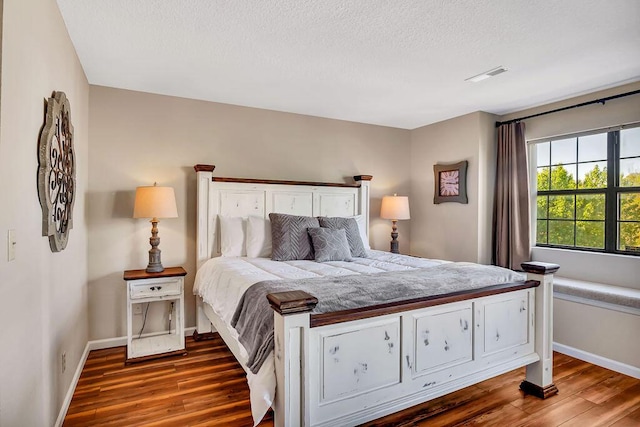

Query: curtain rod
495,89,640,128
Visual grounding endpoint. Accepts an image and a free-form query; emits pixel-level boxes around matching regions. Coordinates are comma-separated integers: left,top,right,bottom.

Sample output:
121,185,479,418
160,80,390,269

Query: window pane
548,220,574,246
576,221,604,249
619,192,640,221
620,158,640,187
537,167,550,191
549,195,575,219
578,133,607,162
578,162,607,188
619,222,640,251
536,141,550,166
536,220,548,244
550,165,577,190
576,194,605,220
551,138,577,165
537,195,548,219
621,127,640,158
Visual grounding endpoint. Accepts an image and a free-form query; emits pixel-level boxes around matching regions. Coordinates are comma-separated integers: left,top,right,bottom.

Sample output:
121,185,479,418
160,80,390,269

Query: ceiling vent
465,66,508,83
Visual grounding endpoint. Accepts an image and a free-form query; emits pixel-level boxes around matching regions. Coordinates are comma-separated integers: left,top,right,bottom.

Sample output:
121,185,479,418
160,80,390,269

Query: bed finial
194,164,216,172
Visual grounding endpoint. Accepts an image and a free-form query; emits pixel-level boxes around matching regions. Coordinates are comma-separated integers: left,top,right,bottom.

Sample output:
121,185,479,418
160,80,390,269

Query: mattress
193,250,449,425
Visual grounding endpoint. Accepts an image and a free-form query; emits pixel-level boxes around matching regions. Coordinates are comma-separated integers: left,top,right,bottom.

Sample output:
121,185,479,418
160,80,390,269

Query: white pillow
351,215,371,251
219,216,246,257
246,216,272,258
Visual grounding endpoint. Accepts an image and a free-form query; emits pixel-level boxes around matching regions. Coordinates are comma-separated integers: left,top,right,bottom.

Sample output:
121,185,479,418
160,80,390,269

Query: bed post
193,165,216,340
354,175,373,240
268,291,318,427
194,164,216,269
520,261,560,398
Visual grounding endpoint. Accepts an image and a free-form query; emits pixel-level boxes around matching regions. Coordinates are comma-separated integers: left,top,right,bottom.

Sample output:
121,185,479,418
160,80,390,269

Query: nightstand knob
157,286,162,290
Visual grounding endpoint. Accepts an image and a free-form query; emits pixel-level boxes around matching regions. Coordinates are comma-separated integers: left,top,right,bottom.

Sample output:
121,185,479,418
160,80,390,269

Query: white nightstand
123,267,187,363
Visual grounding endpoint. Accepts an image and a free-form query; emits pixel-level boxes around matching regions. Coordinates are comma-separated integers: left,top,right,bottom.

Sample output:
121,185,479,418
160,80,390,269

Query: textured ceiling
57,0,640,129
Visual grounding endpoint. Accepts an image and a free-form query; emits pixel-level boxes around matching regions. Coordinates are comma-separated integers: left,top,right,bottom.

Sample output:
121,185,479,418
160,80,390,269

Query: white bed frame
193,165,559,427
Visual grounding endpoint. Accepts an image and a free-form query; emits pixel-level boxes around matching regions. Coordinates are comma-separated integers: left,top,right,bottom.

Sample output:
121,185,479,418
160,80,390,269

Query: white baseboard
54,326,197,425
88,327,197,351
554,342,640,379
54,342,91,427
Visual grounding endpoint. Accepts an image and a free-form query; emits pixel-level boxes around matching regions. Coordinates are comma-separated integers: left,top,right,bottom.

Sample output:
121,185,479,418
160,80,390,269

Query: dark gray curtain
492,122,530,270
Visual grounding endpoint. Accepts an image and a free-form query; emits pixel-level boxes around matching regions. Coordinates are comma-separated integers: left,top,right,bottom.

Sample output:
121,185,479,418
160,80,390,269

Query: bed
192,164,559,427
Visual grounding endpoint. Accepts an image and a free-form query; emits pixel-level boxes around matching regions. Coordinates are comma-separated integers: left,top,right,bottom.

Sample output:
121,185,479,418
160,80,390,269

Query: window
533,125,640,255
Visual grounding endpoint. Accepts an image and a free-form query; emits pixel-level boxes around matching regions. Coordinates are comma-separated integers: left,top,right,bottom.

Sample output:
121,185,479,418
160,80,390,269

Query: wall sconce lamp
133,183,178,273
380,194,410,254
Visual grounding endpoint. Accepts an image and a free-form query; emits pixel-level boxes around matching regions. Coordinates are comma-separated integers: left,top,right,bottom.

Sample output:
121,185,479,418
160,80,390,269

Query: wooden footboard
268,262,559,427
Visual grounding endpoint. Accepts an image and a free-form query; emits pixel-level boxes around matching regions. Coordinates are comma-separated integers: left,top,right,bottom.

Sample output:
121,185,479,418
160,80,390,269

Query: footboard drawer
478,289,534,359
319,317,401,403
412,302,473,375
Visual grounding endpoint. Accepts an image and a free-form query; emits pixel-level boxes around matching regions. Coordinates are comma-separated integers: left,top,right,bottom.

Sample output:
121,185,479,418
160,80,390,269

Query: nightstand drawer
130,279,182,299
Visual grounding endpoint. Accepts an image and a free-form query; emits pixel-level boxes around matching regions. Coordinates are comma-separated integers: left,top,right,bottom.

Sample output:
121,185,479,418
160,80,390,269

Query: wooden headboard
194,165,372,268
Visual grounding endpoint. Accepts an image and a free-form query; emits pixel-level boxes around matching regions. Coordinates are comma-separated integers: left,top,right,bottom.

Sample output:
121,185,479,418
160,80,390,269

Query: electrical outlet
133,304,143,315
61,352,67,374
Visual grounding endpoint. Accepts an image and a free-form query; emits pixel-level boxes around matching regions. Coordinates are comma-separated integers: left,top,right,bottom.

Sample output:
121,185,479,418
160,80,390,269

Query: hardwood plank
609,416,640,427
513,395,595,426
509,392,572,416
476,367,525,392
451,402,529,426
408,381,520,426
626,406,640,421
557,383,640,427
63,339,640,427
361,386,488,426
554,365,619,396
577,373,640,405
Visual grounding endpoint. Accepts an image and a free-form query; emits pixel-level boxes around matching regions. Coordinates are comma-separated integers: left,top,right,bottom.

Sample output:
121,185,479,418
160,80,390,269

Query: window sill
554,277,640,316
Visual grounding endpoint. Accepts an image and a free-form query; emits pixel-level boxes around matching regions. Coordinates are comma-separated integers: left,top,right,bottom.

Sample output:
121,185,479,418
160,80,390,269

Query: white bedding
193,250,449,425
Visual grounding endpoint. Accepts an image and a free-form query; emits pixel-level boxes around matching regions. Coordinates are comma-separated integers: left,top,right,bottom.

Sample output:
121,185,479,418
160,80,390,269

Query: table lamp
380,194,410,254
133,183,178,273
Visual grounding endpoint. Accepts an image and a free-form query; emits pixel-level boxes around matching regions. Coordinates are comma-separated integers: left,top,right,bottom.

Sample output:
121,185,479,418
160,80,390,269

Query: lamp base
145,263,164,273
390,220,399,254
146,218,165,273
146,247,164,273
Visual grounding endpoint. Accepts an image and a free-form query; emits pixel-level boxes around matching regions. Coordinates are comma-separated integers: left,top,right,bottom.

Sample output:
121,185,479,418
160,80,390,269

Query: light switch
7,229,16,261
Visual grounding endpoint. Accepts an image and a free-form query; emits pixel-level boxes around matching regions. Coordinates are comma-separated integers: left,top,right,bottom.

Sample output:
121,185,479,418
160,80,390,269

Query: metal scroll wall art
38,91,76,252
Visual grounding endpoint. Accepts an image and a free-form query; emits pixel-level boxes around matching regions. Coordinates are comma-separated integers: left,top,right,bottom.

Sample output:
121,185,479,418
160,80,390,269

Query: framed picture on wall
433,161,468,204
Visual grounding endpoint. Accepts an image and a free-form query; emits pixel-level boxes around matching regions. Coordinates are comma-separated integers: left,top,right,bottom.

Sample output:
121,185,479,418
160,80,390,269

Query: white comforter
193,250,448,425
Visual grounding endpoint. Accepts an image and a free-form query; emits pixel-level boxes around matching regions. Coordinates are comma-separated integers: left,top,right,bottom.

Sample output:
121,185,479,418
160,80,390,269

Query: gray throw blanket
231,262,525,374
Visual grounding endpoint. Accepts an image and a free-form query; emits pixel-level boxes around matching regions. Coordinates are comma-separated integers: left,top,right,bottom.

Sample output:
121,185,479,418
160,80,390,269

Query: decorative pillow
308,227,353,262
246,216,272,258
218,216,246,257
269,213,319,261
318,216,367,257
352,215,371,251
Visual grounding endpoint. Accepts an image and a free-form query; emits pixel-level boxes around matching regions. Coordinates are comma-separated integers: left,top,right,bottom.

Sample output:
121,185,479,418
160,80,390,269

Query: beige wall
87,86,411,340
0,0,89,425
554,299,640,368
409,111,497,263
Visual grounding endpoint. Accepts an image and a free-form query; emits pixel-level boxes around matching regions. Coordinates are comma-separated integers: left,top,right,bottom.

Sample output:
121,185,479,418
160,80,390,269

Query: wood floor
64,335,640,427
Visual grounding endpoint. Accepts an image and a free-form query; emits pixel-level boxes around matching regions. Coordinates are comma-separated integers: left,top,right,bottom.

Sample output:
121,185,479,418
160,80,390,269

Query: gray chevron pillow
269,213,319,261
318,216,367,258
308,227,353,262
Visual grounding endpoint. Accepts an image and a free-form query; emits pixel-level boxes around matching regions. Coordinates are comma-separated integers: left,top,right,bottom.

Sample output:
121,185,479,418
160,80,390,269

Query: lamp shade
133,185,178,219
380,195,410,220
